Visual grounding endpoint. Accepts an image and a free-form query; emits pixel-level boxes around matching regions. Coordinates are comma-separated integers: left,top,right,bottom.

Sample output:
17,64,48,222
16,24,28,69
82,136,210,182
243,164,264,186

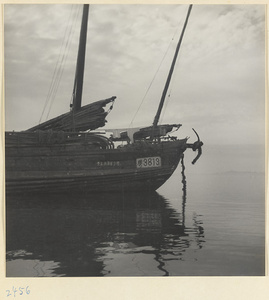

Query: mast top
72,4,89,112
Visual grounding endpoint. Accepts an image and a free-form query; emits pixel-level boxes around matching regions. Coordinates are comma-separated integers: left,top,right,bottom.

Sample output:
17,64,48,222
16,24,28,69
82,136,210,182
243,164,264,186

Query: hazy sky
4,4,265,145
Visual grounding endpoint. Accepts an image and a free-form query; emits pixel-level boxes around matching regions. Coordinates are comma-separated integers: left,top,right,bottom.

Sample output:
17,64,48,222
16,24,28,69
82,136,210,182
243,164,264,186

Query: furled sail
27,96,116,132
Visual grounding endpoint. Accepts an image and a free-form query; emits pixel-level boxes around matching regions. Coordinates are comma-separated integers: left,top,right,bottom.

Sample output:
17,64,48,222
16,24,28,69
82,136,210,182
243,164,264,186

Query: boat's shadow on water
6,177,205,277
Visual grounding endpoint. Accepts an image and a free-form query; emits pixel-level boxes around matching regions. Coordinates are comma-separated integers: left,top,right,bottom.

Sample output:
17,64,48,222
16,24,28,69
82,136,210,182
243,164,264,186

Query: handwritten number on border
6,286,30,297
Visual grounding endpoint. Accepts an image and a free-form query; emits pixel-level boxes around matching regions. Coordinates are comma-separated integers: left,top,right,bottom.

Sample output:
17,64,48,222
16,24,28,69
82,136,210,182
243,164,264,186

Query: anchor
186,128,203,164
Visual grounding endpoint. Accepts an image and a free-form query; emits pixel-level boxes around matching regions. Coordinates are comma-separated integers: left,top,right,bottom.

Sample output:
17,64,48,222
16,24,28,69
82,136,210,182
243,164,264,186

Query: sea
5,144,265,277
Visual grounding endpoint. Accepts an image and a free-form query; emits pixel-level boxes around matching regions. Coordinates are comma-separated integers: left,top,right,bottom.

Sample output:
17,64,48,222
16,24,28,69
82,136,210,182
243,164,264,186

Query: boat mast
72,4,89,112
152,4,192,128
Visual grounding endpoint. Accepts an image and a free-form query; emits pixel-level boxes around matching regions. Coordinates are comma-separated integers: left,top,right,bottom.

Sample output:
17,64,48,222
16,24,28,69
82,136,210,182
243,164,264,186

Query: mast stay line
152,4,193,129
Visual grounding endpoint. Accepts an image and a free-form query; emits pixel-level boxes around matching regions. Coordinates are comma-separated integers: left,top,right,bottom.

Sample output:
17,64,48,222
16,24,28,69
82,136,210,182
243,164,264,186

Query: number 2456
6,286,30,297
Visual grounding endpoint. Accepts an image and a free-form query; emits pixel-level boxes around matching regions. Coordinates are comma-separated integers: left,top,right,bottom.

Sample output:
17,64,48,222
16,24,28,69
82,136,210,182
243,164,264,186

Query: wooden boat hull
5,131,187,193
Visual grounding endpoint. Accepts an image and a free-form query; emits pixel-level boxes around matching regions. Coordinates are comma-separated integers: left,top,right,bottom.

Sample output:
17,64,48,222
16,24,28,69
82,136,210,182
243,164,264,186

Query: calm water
6,144,265,276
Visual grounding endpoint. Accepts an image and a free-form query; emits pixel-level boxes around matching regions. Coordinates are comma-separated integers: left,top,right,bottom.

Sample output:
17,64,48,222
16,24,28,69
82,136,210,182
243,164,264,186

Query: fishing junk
5,5,203,194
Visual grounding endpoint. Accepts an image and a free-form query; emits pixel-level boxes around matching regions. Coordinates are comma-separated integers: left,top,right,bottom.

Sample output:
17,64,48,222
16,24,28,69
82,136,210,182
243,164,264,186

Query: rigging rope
128,46,170,128
159,70,178,125
39,5,81,124
159,19,184,125
129,12,185,128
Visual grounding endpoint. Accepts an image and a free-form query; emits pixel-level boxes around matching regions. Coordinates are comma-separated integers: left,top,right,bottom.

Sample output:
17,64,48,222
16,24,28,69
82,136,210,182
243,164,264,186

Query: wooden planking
5,132,186,193
6,163,178,193
6,140,185,173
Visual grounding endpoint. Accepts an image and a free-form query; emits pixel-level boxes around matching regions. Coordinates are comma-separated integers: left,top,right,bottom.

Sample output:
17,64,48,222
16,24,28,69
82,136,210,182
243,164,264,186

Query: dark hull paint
5,132,187,193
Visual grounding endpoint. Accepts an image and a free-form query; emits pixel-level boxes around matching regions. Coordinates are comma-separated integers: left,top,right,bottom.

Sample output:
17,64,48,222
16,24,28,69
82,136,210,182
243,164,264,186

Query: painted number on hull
136,157,161,168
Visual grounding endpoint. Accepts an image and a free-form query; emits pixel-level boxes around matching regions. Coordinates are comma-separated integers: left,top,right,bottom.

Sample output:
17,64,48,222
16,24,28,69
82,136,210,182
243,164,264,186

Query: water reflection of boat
6,189,205,277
